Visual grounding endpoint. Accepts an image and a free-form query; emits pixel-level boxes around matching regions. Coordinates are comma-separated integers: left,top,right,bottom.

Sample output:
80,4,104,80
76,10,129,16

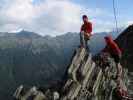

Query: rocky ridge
13,48,129,100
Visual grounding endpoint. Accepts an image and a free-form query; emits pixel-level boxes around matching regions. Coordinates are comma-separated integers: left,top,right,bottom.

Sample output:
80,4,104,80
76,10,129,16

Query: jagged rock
116,24,133,71
13,86,47,100
13,47,130,100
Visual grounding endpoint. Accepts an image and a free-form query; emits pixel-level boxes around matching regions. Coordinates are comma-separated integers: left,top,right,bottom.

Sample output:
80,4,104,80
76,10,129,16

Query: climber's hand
81,31,85,34
84,33,91,40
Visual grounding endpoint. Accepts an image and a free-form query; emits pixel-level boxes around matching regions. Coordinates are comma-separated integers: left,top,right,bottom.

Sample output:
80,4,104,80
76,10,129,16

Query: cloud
0,0,116,36
127,21,133,26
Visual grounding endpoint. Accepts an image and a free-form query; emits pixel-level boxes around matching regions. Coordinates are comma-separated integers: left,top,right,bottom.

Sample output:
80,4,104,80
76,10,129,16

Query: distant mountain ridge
0,31,78,100
0,29,123,100
0,30,42,38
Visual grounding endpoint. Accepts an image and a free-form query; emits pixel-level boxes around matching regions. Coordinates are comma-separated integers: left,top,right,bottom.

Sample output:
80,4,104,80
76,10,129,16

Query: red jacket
103,37,122,55
81,21,92,35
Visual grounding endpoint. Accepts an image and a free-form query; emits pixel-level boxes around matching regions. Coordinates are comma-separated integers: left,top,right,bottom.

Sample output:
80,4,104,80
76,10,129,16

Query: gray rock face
128,72,133,97
116,24,133,71
13,48,129,100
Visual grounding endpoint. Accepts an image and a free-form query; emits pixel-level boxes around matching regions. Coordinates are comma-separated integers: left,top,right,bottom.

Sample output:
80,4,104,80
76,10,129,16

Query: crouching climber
80,15,92,50
102,35,122,79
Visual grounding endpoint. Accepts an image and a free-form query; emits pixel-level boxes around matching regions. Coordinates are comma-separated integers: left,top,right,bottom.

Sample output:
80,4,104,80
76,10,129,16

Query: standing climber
102,36,122,79
80,15,92,50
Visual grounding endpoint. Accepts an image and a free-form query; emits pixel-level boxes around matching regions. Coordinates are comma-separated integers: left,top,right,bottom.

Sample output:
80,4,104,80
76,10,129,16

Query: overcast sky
0,0,132,36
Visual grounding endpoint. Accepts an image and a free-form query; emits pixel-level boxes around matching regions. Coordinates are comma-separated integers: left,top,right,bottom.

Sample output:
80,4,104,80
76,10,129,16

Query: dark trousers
80,32,89,50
